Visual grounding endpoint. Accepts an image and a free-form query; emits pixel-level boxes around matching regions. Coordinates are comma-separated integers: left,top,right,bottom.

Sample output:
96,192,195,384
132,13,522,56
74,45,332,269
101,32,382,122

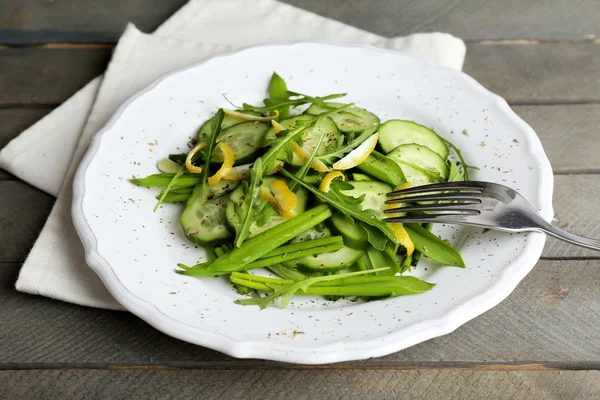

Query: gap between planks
0,39,599,49
1,361,600,372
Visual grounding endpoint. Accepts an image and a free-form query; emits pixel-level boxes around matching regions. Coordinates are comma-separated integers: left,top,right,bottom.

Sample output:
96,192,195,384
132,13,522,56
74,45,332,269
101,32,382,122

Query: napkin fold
0,0,466,310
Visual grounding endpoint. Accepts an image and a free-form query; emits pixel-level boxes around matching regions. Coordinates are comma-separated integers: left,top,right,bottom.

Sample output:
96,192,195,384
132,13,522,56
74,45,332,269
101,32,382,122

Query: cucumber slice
293,223,332,243
356,150,406,187
328,212,368,248
378,120,449,159
264,115,341,165
307,102,380,133
225,177,308,239
387,144,449,186
296,246,364,272
263,114,314,144
340,180,393,218
214,121,270,163
180,194,231,245
197,119,269,164
197,111,262,138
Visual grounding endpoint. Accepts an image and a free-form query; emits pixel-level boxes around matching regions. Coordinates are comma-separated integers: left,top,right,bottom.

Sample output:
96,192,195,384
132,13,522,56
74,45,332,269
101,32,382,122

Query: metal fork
384,181,600,251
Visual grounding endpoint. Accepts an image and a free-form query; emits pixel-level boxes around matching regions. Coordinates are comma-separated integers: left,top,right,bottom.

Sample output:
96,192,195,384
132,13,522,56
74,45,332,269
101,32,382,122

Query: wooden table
1,1,599,398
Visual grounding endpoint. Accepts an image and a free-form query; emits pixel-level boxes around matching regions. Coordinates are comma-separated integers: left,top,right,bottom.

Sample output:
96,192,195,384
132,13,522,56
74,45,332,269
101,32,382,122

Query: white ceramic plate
72,42,554,364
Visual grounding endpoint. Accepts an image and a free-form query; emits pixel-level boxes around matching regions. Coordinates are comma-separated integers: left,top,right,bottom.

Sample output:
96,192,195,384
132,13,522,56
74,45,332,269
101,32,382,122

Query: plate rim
72,41,554,364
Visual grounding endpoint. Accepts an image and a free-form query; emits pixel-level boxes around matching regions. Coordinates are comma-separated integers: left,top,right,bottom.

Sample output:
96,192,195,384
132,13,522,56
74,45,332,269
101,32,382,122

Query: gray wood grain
1,43,598,107
0,109,51,149
0,48,111,106
0,0,187,44
1,369,600,399
1,259,598,367
543,175,600,258
0,0,598,44
464,42,600,104
0,182,54,263
512,104,600,174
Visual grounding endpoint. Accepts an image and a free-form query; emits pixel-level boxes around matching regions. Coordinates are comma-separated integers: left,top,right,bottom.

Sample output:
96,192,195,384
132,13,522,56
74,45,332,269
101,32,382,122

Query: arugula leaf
198,109,225,204
234,158,263,247
280,169,397,244
235,267,390,309
261,103,354,175
252,129,329,229
440,137,479,181
448,161,464,182
242,93,346,113
361,224,388,251
316,125,377,164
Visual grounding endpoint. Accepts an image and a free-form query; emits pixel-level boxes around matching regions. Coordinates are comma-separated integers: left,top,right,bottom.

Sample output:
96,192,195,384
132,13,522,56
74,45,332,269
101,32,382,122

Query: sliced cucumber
378,120,449,159
340,180,393,218
264,115,341,165
356,150,406,187
328,212,368,248
225,177,308,239
307,102,380,133
180,193,231,245
263,114,314,144
213,121,269,164
197,110,262,139
296,246,364,272
387,144,449,186
292,223,332,243
208,179,239,198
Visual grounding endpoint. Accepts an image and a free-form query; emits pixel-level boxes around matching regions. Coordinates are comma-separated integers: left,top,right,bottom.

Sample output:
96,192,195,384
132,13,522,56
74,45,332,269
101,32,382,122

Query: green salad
131,72,474,309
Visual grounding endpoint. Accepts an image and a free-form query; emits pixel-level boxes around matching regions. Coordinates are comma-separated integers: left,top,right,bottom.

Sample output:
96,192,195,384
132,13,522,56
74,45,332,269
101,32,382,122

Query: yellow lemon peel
207,142,235,186
389,223,415,256
332,132,378,170
223,163,252,181
291,142,330,172
185,141,207,174
270,180,298,214
386,182,414,255
319,171,345,192
271,120,286,134
258,186,296,219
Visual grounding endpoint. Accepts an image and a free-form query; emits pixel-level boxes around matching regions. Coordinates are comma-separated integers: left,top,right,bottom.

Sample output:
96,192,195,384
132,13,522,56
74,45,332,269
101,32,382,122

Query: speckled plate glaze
72,42,554,364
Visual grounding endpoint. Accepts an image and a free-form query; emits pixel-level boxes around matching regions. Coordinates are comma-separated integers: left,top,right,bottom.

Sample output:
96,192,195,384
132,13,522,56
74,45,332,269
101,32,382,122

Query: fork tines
384,181,485,223
386,181,486,197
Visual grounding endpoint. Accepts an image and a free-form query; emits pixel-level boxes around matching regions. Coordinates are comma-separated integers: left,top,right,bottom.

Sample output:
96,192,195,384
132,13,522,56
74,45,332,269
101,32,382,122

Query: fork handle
537,221,600,251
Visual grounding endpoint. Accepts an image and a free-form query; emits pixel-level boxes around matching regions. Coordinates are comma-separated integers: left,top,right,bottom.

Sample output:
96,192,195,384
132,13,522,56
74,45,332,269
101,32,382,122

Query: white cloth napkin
0,0,466,310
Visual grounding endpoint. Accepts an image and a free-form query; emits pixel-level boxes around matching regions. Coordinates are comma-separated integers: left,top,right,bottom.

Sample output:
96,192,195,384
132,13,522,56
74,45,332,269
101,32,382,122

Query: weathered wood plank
0,182,54,262
0,0,187,44
0,109,51,149
1,369,600,399
0,48,111,106
1,0,598,44
463,42,600,104
283,0,600,40
543,175,600,258
1,43,598,107
512,104,600,174
1,259,598,366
